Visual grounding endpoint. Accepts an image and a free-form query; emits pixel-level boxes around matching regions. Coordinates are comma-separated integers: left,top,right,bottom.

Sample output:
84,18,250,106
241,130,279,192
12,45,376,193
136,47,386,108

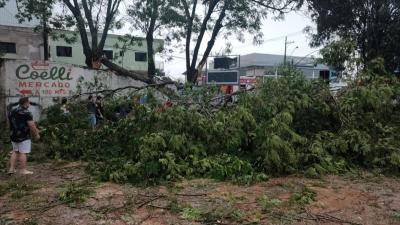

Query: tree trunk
146,2,158,83
101,58,151,83
197,3,227,70
182,0,198,83
186,1,219,84
42,21,49,61
147,32,156,82
187,68,197,83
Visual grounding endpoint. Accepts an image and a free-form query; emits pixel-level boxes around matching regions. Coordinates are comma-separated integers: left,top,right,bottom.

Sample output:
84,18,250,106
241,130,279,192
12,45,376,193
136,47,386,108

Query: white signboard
5,60,83,97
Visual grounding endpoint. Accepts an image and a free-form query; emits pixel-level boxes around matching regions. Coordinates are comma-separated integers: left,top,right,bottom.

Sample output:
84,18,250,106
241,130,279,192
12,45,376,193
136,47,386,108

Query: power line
263,30,304,43
233,30,304,50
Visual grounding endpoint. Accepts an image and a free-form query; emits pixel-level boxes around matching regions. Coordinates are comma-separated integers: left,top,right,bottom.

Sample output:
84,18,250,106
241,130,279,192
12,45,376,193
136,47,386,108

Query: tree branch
250,0,299,13
100,58,151,83
76,80,175,97
197,1,228,69
82,0,98,52
190,0,219,68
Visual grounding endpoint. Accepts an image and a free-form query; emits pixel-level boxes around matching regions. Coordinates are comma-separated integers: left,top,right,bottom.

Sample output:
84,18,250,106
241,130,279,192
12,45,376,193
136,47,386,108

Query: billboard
213,56,239,69
207,70,239,85
5,60,83,97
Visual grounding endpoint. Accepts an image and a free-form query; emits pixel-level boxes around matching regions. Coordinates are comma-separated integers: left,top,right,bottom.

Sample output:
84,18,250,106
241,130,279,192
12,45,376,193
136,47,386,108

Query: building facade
0,1,163,72
48,31,163,71
0,27,163,72
239,53,336,80
0,25,44,60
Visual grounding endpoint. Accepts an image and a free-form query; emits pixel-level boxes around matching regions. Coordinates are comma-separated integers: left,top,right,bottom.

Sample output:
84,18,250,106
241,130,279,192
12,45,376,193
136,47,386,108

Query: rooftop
240,53,328,69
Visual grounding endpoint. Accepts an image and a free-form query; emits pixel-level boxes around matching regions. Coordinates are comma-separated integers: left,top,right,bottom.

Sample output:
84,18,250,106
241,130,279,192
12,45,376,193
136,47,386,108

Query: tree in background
3,0,152,83
13,0,53,60
127,0,183,81
318,38,359,77
180,0,304,83
2,0,303,83
307,0,400,73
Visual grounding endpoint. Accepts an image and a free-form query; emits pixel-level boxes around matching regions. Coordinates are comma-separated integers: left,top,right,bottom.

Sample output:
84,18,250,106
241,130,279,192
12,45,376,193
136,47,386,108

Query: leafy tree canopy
307,0,400,72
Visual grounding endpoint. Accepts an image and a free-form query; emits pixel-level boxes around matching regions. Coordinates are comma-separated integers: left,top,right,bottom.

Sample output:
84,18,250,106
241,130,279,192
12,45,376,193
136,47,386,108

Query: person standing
95,96,104,121
87,95,97,128
60,98,70,116
8,97,40,175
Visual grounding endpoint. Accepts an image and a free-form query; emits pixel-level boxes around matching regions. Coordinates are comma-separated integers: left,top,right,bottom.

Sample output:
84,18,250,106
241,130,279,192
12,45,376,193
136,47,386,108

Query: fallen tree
37,60,400,185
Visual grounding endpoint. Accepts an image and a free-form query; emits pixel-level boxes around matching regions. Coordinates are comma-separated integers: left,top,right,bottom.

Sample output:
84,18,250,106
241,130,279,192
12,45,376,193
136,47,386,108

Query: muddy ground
1,162,400,225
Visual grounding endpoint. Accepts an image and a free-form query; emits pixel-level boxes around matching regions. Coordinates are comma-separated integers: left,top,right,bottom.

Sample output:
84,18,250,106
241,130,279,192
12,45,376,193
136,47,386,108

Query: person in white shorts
8,97,40,175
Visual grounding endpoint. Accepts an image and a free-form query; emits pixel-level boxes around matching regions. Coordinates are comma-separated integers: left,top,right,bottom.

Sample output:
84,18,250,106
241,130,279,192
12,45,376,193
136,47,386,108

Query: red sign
31,61,50,70
240,77,257,85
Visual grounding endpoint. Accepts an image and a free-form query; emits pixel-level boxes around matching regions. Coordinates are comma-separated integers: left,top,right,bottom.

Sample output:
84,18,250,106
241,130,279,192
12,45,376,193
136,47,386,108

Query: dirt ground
1,162,400,225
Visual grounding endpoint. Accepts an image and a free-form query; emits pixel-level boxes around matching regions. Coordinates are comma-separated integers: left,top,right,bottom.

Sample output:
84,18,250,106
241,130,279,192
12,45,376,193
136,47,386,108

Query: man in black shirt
8,97,40,175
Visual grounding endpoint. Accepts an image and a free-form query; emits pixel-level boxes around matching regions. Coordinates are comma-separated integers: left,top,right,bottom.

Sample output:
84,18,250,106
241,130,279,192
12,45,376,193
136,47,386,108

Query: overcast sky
160,10,320,81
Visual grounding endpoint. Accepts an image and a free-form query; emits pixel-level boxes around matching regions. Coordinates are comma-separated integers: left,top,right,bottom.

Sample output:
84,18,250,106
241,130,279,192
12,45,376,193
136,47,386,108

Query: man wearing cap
8,97,40,175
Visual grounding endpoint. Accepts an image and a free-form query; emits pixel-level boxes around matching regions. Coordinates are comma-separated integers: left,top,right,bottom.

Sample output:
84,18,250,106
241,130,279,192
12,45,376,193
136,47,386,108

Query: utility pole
283,36,294,66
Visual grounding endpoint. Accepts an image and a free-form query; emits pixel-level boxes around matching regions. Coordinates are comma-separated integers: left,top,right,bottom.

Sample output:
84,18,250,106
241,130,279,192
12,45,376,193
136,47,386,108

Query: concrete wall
0,26,43,60
0,59,146,122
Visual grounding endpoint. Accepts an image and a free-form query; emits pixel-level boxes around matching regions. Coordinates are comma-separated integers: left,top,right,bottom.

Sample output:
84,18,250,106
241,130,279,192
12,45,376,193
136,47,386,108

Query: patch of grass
276,182,293,190
179,207,202,220
231,209,246,222
232,173,269,185
305,167,320,178
165,182,184,194
0,218,13,225
289,187,316,205
0,179,39,199
0,184,8,196
58,181,93,206
310,181,327,188
202,203,237,223
392,212,400,221
256,195,282,209
22,218,38,225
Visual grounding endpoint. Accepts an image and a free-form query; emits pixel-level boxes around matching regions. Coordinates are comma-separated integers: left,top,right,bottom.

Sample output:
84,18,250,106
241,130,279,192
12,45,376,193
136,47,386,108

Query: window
0,42,16,53
319,70,330,80
56,46,72,57
103,50,113,60
135,52,147,62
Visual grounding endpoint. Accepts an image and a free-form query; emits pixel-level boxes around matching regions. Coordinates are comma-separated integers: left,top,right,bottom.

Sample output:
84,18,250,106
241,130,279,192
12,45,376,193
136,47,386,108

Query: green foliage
179,207,202,220
256,195,282,209
58,181,93,206
318,38,358,74
0,179,39,199
307,0,400,71
37,61,400,185
392,212,400,221
289,187,316,205
0,123,11,169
